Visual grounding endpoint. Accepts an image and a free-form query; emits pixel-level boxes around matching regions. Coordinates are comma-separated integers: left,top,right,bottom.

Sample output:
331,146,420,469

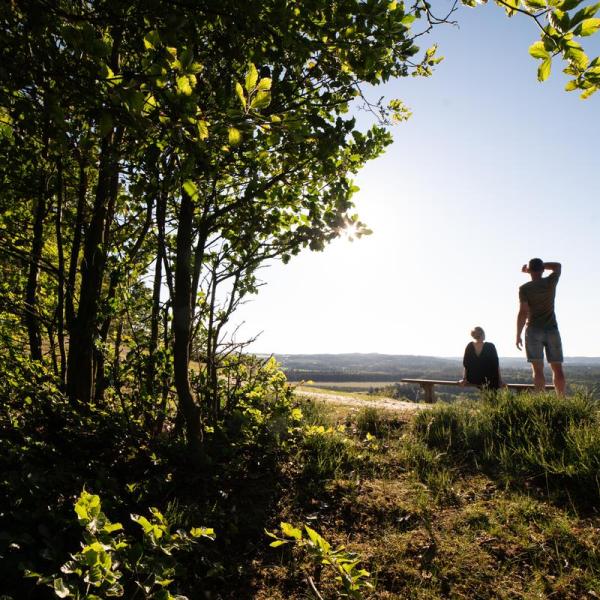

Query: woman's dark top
463,342,500,389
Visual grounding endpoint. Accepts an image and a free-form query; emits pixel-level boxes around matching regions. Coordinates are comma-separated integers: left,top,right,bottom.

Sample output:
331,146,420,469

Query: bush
28,490,214,599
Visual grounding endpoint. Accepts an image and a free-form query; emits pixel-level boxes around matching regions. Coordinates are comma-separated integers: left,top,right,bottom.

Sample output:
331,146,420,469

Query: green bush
28,490,214,599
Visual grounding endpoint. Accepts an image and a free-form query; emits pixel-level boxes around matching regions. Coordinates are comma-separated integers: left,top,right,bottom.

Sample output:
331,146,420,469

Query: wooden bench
400,378,555,403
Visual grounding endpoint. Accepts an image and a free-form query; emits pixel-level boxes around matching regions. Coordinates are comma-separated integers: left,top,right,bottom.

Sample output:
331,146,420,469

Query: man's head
528,258,544,276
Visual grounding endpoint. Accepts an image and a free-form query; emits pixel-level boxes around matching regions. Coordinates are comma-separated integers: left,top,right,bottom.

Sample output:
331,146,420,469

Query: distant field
290,380,396,392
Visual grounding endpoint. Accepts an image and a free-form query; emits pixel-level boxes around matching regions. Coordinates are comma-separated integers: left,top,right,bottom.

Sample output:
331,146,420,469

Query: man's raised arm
522,262,561,275
543,262,561,275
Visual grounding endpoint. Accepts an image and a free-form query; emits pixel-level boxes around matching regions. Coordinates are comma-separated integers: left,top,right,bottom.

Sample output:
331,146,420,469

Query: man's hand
516,335,523,351
458,378,466,387
521,264,529,274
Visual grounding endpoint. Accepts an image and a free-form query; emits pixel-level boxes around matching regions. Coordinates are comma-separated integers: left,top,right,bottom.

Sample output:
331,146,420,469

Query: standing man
516,258,566,395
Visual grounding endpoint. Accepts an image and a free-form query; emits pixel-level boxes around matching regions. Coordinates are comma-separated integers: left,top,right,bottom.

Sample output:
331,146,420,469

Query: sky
232,1,600,358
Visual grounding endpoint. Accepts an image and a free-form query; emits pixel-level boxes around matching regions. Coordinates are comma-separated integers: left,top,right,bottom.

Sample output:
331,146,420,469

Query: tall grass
412,390,600,498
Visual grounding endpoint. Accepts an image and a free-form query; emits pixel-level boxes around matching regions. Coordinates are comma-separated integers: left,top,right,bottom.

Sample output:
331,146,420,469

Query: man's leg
525,328,545,390
546,328,565,396
531,360,545,391
550,362,566,396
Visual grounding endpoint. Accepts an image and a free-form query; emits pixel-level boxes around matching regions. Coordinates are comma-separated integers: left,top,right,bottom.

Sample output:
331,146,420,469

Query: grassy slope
252,393,600,599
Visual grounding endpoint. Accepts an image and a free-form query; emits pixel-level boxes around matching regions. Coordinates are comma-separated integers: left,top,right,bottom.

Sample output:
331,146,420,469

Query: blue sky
233,1,600,358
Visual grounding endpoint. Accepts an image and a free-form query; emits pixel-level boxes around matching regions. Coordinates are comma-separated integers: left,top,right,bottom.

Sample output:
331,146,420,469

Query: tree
1,0,597,446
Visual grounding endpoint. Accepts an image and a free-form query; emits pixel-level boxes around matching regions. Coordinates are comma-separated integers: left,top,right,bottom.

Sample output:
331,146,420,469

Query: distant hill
274,352,459,372
270,353,600,384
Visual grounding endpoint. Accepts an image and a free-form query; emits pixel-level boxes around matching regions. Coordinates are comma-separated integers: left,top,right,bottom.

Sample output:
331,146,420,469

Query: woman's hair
471,326,485,341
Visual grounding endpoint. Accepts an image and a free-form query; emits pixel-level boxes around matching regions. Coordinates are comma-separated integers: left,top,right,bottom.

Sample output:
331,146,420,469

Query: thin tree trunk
25,113,50,361
67,132,120,404
153,301,171,436
65,158,87,329
147,189,166,397
55,157,67,385
173,185,202,447
206,265,219,422
93,269,119,403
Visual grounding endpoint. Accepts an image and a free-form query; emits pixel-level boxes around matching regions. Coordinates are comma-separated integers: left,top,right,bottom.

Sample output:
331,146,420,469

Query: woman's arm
460,344,470,385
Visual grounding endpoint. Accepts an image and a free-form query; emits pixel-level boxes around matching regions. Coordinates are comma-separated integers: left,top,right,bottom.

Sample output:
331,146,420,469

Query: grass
412,389,600,501
295,383,399,400
253,391,600,599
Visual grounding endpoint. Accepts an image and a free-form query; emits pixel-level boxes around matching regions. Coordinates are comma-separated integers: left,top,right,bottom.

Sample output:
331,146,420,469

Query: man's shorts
525,326,563,363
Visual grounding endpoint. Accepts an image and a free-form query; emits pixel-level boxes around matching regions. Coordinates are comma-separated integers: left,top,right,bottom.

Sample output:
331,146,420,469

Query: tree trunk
147,189,166,397
55,157,67,385
65,158,88,329
173,185,202,447
25,114,50,361
67,132,119,404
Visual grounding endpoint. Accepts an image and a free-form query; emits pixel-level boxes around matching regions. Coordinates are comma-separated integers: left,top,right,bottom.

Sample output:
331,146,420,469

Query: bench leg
421,382,435,403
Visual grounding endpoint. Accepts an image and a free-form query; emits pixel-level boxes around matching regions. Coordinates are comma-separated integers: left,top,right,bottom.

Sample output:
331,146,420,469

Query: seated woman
459,326,502,390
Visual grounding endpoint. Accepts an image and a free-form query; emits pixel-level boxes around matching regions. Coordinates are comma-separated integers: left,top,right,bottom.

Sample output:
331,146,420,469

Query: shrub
27,490,214,599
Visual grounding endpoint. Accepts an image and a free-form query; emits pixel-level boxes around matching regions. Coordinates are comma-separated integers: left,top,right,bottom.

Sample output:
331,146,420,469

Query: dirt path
298,390,430,413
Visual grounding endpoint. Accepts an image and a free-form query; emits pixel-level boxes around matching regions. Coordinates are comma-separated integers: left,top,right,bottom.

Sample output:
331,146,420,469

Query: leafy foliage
27,490,214,599
267,522,373,599
462,0,600,97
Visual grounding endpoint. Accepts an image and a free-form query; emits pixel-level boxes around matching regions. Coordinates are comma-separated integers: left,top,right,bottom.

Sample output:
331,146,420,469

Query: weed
267,522,373,599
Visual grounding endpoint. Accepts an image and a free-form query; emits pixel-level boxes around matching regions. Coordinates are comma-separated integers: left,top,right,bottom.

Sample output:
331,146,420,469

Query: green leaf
558,0,583,9
280,522,302,539
250,91,271,110
529,40,549,59
565,45,589,69
144,30,160,50
502,0,521,15
564,79,579,90
197,120,209,140
190,526,215,539
577,17,600,35
570,2,600,28
228,127,242,145
549,8,570,31
257,77,272,91
245,63,258,92
524,0,547,10
269,539,289,547
305,526,331,552
538,57,552,80
176,75,193,95
581,85,598,98
53,578,71,598
180,47,194,69
235,82,246,109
